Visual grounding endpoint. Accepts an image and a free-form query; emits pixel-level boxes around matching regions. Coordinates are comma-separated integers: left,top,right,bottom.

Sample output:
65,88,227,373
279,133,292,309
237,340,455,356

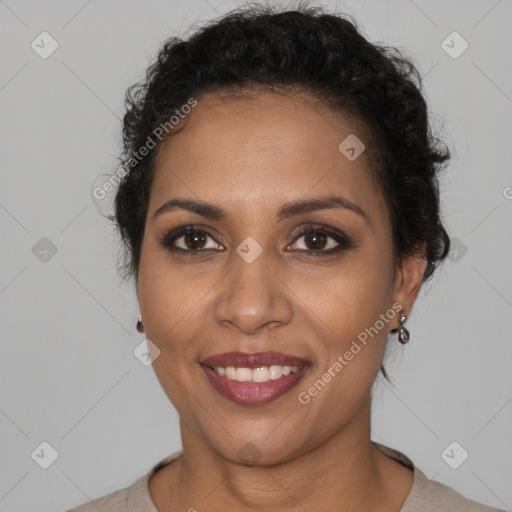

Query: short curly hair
112,2,451,349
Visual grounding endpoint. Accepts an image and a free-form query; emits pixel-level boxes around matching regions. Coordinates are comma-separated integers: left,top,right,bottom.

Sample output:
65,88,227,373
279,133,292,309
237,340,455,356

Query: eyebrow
152,195,370,225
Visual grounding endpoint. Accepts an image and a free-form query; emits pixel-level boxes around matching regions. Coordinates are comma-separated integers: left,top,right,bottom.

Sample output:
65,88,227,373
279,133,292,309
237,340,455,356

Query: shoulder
65,484,131,512
65,473,155,511
404,465,505,512
64,473,153,512
64,451,183,512
372,441,504,512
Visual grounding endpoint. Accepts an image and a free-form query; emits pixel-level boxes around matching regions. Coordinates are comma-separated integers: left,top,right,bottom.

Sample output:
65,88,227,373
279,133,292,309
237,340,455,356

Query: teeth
253,366,269,383
214,365,301,383
236,367,252,382
269,365,283,380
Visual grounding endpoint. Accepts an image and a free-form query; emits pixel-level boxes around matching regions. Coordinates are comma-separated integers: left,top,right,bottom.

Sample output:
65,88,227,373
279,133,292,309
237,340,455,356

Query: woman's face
137,91,423,464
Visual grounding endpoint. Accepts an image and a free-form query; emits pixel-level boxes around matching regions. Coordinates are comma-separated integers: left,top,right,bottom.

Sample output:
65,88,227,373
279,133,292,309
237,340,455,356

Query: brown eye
160,226,224,253
287,225,353,256
183,231,208,250
303,230,328,251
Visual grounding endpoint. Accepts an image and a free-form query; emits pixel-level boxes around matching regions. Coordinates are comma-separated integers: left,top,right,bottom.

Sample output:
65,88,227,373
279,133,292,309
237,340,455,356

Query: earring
397,309,410,344
136,314,144,333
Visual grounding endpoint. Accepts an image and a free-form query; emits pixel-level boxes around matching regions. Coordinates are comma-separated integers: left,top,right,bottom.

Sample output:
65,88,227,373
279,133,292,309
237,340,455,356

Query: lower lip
201,365,310,405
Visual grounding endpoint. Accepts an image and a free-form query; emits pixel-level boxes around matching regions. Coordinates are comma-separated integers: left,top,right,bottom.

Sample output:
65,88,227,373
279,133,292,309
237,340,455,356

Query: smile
200,351,311,405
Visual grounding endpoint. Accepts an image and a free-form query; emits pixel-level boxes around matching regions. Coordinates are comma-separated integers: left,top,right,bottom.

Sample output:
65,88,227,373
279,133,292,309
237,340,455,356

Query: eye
159,224,353,256
287,224,352,256
160,225,224,254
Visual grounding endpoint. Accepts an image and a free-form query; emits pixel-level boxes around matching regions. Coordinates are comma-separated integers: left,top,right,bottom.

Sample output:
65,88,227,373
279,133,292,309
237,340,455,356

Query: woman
69,3,505,511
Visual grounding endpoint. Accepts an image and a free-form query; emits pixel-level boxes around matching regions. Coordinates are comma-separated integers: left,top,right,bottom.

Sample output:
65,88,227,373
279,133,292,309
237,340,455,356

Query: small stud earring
136,314,144,333
397,309,410,344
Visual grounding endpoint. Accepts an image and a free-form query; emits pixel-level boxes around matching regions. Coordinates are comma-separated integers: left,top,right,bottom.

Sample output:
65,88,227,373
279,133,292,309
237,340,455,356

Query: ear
134,274,142,311
134,276,139,302
390,243,426,330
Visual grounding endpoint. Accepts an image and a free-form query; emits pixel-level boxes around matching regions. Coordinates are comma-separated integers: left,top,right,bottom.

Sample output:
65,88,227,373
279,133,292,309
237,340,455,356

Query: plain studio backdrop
1,0,511,510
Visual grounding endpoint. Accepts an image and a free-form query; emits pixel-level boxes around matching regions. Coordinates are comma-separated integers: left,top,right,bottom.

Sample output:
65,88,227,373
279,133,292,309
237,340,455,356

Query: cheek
294,271,391,426
137,245,205,360
140,277,203,358
298,244,394,329
290,248,393,388
137,257,207,412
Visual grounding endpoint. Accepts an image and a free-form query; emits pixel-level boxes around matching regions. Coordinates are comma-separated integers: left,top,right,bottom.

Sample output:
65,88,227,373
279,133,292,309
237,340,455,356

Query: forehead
149,91,385,222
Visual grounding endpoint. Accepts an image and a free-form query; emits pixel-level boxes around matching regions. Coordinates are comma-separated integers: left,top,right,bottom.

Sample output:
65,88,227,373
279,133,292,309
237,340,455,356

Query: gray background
1,0,511,510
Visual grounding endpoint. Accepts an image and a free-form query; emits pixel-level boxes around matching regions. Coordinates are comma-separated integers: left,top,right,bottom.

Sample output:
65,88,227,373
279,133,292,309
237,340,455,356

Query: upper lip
200,351,311,369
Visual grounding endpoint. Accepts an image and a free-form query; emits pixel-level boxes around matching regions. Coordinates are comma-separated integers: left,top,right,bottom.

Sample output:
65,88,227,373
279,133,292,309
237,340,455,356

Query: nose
214,247,293,336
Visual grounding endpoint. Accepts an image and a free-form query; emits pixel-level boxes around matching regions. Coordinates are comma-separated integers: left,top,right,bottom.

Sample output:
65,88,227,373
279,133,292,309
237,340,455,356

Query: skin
136,90,426,511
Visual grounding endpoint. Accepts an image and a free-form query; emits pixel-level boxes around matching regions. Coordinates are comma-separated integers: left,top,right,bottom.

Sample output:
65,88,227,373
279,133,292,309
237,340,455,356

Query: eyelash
159,224,353,257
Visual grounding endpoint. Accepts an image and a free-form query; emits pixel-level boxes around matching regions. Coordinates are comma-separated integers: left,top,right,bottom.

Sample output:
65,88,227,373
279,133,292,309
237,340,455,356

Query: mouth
200,351,311,405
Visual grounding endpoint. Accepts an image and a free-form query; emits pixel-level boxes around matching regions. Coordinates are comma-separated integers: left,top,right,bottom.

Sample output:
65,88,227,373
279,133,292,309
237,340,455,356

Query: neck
152,399,412,511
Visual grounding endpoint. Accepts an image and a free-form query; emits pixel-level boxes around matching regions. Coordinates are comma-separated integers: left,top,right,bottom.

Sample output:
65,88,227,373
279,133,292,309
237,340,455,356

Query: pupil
185,231,206,249
306,231,326,250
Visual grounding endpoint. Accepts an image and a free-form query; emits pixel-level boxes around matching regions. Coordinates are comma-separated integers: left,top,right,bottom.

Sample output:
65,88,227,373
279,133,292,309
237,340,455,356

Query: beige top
66,442,505,511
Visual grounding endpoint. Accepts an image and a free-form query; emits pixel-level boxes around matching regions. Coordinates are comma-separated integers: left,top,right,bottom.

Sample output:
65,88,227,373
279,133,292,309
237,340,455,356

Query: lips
200,351,311,405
